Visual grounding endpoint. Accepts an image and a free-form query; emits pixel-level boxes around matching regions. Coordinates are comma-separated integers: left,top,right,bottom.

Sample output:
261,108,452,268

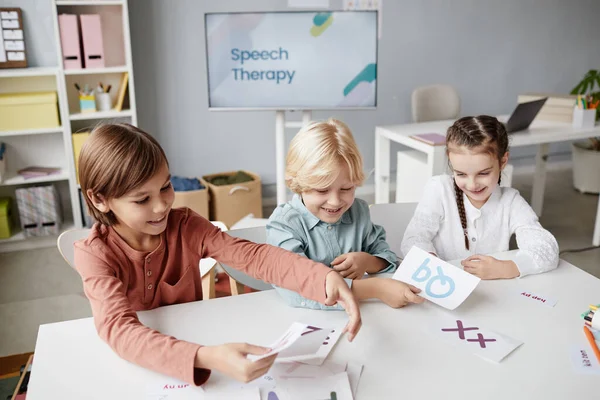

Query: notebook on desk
410,133,446,146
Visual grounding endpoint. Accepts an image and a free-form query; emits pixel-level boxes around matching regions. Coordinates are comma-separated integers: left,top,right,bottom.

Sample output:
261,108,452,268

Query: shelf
69,109,132,121
0,67,58,78
0,127,63,138
0,170,69,187
0,222,75,252
56,0,124,5
64,66,128,75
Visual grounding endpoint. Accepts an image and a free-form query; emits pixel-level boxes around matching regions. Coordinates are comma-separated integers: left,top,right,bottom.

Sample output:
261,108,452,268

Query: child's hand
461,255,520,280
331,252,386,279
324,271,362,342
194,343,277,383
376,279,424,308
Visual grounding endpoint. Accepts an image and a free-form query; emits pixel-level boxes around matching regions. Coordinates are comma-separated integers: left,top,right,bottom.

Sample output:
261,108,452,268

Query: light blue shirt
266,194,398,310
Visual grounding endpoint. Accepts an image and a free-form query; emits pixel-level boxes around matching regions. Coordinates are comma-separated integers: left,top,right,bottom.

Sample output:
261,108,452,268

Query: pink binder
58,14,82,69
79,14,105,68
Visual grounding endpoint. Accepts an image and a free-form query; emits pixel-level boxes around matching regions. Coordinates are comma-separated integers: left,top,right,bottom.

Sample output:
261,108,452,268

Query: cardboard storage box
203,171,262,228
171,178,209,219
0,92,60,131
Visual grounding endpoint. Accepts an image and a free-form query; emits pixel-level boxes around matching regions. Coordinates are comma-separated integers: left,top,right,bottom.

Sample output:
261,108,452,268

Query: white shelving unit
0,0,137,252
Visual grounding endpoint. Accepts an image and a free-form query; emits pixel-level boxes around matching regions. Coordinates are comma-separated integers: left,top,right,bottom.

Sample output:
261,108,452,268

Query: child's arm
509,194,560,277
266,217,351,311
75,245,279,385
74,245,208,385
400,178,444,257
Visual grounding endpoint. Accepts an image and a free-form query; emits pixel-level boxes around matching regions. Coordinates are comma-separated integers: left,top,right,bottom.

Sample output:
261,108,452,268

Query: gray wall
128,0,600,195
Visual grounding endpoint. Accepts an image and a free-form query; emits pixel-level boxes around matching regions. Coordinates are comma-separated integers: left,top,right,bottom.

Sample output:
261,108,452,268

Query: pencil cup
79,94,96,113
95,93,112,112
572,107,596,129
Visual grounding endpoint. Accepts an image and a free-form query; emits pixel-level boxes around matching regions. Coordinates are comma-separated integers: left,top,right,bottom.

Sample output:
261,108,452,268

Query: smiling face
89,162,174,250
448,145,508,208
301,163,356,223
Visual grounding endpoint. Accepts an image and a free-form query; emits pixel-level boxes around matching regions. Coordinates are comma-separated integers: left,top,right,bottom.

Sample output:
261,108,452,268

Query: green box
0,197,13,239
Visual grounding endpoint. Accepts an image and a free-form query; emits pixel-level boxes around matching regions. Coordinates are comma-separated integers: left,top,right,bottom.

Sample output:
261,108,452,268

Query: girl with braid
401,115,559,279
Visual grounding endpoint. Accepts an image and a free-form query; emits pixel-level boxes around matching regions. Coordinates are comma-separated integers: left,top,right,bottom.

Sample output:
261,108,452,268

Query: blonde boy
267,119,424,310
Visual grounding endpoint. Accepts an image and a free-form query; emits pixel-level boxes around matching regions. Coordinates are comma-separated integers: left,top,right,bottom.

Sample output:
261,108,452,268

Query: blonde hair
286,118,365,194
78,123,169,225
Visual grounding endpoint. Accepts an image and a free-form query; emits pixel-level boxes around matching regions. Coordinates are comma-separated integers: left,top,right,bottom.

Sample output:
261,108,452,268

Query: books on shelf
17,166,61,179
518,93,578,123
410,133,446,146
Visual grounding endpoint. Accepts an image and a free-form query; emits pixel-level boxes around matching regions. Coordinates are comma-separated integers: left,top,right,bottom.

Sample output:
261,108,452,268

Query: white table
375,118,600,245
27,253,600,399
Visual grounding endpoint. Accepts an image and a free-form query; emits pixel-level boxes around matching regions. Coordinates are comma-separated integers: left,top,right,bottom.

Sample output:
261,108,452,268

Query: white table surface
27,252,600,399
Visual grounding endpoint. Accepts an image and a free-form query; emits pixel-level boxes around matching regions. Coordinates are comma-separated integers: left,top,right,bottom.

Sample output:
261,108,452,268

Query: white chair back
222,226,273,292
57,228,92,268
199,221,228,277
412,84,460,123
369,202,418,258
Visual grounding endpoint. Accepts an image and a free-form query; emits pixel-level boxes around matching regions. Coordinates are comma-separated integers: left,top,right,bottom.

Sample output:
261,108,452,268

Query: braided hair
446,115,509,250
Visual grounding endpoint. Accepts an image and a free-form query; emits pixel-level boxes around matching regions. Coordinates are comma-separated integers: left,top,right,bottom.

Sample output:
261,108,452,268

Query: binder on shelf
15,186,62,237
58,14,82,69
32,185,62,236
80,14,105,69
15,187,42,237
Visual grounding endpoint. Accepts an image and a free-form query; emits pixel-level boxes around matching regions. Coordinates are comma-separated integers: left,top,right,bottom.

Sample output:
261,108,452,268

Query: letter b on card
393,246,480,310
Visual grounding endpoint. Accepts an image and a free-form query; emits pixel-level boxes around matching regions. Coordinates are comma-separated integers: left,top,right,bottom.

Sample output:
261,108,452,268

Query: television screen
205,11,378,110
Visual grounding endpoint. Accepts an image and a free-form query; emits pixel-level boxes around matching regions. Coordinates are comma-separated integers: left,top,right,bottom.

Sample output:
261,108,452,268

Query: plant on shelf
571,69,600,150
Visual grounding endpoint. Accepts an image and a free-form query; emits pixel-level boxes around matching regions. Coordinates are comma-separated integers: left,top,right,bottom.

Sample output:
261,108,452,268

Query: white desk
27,254,600,399
375,118,600,246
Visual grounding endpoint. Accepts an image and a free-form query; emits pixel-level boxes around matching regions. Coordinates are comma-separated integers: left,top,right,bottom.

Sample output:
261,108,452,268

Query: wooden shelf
69,109,132,121
0,170,69,187
0,127,63,138
64,66,128,75
0,67,58,78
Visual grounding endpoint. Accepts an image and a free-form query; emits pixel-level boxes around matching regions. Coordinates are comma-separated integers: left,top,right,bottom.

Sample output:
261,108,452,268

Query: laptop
503,98,548,133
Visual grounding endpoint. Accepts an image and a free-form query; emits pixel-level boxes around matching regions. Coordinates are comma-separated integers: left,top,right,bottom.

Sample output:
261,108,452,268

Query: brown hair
446,115,509,250
78,123,168,225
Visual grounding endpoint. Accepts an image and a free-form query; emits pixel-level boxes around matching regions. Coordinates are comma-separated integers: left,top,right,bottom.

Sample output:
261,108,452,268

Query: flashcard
345,362,364,397
269,372,354,400
393,246,481,310
570,344,600,375
147,378,261,400
146,378,197,400
517,290,557,308
248,322,342,365
248,322,307,362
427,317,523,363
276,324,343,365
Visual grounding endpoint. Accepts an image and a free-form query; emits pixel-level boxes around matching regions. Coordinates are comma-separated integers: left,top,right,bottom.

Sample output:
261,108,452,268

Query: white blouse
401,175,559,277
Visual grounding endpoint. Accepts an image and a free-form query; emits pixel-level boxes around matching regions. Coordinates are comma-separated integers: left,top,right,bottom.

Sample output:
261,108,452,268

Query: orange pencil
583,325,600,363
